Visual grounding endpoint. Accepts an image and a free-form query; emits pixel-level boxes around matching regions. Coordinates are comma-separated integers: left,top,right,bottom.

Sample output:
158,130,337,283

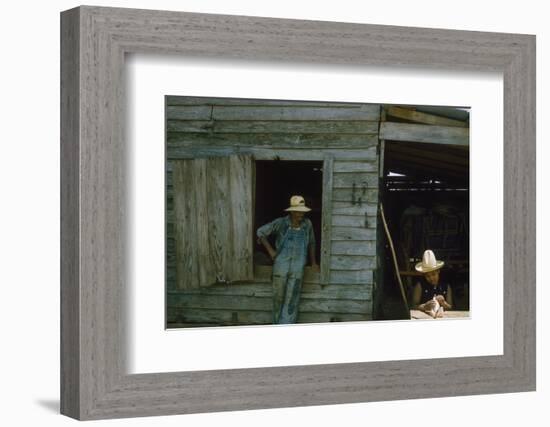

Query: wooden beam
167,133,379,149
167,146,378,161
212,104,381,121
166,96,369,108
380,122,469,146
385,142,469,167
386,150,468,174
167,120,379,134
386,106,468,127
320,155,334,284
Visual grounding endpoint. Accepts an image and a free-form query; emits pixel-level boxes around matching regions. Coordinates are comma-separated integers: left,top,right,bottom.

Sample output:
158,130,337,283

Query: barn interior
376,105,470,320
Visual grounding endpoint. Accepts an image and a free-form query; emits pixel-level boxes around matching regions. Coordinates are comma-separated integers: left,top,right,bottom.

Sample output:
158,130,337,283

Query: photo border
60,5,536,420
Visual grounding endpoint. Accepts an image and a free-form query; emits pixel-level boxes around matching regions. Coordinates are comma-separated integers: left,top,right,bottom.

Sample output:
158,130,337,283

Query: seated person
411,249,453,318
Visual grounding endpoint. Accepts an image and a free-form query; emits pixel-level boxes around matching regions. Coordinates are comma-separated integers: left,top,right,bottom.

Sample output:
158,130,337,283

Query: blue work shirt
256,215,316,256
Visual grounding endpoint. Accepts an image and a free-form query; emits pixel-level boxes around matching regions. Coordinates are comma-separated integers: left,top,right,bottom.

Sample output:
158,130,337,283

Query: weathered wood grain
332,188,378,203
333,161,378,173
331,227,376,241
207,157,232,283
167,120,379,134
384,141,469,166
193,159,214,288
168,146,378,161
172,156,254,288
167,133,379,149
330,270,373,285
229,155,254,281
167,307,370,325
379,139,385,178
60,8,80,419
167,282,372,300
169,293,370,314
331,201,378,216
330,255,376,270
210,104,381,121
166,186,378,209
332,172,378,188
173,160,199,289
331,214,377,228
331,240,376,256
385,106,468,127
166,96,370,108
166,105,212,120
380,122,469,146
61,5,535,421
320,155,334,284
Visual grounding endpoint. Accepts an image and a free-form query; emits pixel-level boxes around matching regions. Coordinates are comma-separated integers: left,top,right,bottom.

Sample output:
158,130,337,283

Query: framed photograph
164,96,471,327
60,5,536,420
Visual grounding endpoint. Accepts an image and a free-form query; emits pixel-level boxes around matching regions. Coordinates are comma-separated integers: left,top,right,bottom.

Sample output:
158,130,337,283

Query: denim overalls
271,224,308,324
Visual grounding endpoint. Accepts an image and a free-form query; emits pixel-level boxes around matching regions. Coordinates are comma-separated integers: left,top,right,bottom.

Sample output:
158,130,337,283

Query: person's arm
436,286,453,310
257,218,281,260
412,282,423,309
259,237,277,260
308,244,318,268
307,219,319,270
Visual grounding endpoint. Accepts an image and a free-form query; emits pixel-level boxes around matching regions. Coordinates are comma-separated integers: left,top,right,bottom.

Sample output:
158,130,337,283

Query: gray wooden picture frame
60,5,536,421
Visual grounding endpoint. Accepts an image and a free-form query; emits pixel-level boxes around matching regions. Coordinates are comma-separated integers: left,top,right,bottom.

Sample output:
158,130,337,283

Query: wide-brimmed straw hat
415,249,444,273
284,195,311,212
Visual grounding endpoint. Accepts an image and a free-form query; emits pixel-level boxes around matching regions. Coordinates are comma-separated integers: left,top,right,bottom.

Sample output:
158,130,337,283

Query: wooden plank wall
172,155,254,289
166,96,381,326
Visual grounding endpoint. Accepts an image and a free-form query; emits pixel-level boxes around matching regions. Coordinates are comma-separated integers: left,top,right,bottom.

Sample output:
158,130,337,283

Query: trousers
271,226,308,324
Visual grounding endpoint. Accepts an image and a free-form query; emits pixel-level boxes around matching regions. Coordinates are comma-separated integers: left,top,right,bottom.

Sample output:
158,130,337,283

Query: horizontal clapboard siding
168,281,371,300
167,133,379,149
169,292,370,313
167,308,371,326
166,96,375,108
333,161,378,173
166,280,372,326
166,96,380,325
167,146,379,160
166,98,380,118
167,120,379,134
379,122,469,146
333,173,378,188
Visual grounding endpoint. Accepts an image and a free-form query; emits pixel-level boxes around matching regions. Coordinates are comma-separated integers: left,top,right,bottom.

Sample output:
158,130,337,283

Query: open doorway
253,160,323,268
377,140,470,319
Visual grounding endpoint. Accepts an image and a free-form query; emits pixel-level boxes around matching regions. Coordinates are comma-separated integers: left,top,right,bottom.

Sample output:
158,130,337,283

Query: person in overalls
256,195,319,324
411,249,453,317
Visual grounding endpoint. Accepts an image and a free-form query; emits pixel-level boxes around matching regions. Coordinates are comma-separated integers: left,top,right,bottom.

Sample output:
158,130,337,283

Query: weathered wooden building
165,96,469,327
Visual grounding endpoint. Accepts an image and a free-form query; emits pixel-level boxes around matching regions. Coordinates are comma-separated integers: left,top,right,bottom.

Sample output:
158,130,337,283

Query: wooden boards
385,106,468,128
380,122,469,146
320,155,334,284
172,155,253,289
167,97,381,319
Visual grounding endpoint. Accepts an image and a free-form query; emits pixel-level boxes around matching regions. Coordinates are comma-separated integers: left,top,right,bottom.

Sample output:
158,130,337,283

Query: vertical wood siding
172,155,253,289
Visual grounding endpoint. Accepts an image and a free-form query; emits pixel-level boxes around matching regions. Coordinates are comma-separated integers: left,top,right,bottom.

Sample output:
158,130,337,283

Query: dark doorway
377,141,470,319
254,160,323,267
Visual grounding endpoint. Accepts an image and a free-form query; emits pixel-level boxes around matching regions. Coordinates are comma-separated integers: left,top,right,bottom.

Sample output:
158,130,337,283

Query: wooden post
380,203,409,312
320,154,334,284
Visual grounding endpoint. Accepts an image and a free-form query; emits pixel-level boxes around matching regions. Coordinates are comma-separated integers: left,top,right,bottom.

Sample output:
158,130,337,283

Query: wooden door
172,155,254,289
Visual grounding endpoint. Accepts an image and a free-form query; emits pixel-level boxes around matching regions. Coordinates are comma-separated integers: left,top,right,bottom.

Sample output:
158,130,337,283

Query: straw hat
415,249,444,273
284,195,311,212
